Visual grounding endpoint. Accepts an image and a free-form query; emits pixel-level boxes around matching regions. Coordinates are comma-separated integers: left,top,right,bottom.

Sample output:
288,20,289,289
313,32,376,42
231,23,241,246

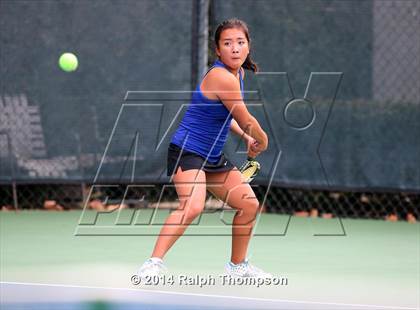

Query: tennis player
138,19,271,278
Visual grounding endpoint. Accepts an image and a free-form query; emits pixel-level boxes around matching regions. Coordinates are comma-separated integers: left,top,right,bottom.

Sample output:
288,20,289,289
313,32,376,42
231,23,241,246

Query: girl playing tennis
138,18,271,278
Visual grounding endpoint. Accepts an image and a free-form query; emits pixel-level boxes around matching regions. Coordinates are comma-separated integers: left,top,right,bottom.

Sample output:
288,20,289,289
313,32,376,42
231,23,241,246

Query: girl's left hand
247,137,260,158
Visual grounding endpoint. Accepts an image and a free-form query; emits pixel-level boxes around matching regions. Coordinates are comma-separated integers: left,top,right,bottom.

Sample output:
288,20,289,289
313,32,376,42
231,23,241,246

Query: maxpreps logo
74,72,345,237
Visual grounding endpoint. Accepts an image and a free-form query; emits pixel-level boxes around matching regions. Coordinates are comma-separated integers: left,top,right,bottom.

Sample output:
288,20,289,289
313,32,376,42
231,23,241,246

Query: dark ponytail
242,54,258,73
214,18,259,73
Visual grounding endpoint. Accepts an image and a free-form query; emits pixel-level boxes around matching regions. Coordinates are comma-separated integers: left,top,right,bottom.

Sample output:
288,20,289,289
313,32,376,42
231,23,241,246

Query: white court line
0,281,416,310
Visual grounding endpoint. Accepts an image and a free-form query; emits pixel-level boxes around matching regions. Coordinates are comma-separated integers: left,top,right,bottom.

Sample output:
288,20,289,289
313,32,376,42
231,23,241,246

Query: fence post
191,0,210,89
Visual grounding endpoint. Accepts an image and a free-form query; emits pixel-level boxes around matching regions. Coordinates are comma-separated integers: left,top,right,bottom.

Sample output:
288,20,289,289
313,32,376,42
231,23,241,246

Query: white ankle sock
230,260,244,266
150,257,163,263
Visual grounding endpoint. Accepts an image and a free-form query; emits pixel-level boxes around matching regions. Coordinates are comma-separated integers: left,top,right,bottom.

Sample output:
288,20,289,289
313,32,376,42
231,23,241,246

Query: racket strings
240,160,260,182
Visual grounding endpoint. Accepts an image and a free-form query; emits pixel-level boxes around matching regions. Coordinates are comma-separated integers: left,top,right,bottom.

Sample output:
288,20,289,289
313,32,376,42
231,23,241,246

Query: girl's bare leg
151,169,206,259
206,169,260,264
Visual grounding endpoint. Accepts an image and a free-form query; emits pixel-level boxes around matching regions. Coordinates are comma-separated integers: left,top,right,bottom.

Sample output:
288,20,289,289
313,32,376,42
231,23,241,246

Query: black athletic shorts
167,143,235,176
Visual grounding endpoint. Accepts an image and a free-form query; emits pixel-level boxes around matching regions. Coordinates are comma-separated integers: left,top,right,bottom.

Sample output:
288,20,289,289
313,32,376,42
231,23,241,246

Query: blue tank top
171,60,244,163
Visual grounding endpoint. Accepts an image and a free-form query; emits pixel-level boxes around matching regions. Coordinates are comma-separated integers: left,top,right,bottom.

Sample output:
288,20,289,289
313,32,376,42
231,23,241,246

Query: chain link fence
372,0,420,103
1,1,419,222
1,184,418,223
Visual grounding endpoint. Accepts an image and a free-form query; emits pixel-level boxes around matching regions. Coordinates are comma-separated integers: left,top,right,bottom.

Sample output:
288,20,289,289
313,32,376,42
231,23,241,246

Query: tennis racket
240,157,260,183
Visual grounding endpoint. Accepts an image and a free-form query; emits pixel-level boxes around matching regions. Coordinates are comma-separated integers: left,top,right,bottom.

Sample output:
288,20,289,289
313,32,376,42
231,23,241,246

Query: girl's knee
241,197,260,216
185,206,203,221
176,202,204,223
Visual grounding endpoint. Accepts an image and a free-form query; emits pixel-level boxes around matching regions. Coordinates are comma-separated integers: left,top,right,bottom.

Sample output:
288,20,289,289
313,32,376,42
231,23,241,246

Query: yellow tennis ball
59,52,78,72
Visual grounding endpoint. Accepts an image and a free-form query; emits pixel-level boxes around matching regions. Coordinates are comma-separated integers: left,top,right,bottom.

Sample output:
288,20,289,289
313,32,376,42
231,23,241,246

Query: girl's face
216,28,249,72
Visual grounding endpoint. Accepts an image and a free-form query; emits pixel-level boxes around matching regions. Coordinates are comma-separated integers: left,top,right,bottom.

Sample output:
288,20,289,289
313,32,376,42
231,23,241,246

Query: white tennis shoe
225,259,273,278
138,257,167,278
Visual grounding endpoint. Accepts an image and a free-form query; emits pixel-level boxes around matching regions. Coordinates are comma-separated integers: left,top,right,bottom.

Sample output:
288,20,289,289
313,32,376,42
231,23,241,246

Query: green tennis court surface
1,210,419,309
